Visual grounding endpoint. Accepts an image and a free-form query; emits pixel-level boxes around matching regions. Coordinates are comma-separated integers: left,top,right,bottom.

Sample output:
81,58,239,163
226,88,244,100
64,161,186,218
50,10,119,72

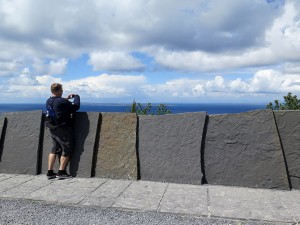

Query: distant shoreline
0,103,266,115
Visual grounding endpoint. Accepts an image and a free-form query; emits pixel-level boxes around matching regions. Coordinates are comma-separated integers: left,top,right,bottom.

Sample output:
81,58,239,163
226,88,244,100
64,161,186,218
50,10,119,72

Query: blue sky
0,0,300,104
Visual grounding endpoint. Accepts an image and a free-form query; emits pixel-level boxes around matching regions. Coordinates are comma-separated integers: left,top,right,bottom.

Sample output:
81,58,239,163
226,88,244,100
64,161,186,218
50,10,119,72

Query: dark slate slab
0,111,43,175
274,111,300,190
42,112,101,178
70,112,100,177
204,110,289,190
138,112,206,185
95,113,138,180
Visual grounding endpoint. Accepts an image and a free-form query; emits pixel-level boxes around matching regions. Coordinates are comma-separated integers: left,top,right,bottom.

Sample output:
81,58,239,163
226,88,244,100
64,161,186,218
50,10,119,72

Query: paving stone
275,190,300,222
1,175,53,198
49,177,107,189
26,178,106,204
209,185,295,222
0,175,34,193
204,110,289,190
112,181,168,211
0,111,43,175
42,112,101,177
274,111,300,190
70,112,101,177
159,183,208,216
96,113,137,180
138,112,206,185
80,179,132,207
0,174,17,182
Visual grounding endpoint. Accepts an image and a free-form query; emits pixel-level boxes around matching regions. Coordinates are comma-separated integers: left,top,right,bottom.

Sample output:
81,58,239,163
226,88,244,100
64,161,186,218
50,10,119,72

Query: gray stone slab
275,190,300,222
80,179,132,207
42,112,101,177
204,110,289,190
70,112,101,177
138,112,206,185
159,183,207,216
27,177,106,204
0,175,34,194
209,185,295,222
274,111,300,190
95,113,137,180
0,111,43,175
0,173,17,182
0,175,53,198
112,181,168,211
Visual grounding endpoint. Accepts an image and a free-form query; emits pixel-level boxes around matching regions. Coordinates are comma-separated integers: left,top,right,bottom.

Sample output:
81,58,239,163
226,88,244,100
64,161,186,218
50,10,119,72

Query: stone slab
70,112,100,177
80,179,132,207
159,183,207,216
0,174,17,182
112,181,168,211
138,112,206,184
27,178,106,204
42,112,101,177
95,113,137,180
204,110,289,190
209,185,295,222
274,111,300,190
0,175,53,198
0,111,43,175
275,190,300,222
0,175,34,194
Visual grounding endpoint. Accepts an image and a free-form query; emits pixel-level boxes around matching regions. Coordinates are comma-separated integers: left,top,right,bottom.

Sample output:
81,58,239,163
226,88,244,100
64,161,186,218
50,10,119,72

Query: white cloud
0,0,300,103
150,1,300,72
88,51,144,71
142,69,300,101
1,70,146,100
64,73,146,98
0,0,291,74
49,58,68,75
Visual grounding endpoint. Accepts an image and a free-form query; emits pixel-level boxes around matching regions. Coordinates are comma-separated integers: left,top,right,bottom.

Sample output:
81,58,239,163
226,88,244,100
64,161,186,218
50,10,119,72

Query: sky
0,0,300,104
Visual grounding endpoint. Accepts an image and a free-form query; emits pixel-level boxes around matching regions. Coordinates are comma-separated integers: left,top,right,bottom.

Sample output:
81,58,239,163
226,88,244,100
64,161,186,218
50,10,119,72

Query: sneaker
46,170,57,180
56,171,72,180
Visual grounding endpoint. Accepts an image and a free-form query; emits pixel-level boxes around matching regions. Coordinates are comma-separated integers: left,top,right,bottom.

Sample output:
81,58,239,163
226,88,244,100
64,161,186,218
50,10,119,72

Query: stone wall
0,110,299,190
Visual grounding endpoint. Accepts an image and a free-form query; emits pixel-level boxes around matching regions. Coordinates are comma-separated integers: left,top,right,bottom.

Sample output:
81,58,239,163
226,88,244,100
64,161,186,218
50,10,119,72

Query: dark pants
46,122,73,157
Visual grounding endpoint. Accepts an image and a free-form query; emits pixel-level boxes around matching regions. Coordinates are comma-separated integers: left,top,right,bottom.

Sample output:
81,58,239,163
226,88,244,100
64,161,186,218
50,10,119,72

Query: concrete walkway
0,174,299,224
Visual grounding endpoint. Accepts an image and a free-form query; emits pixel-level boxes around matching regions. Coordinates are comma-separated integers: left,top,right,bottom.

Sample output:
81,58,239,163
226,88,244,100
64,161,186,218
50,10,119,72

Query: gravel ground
0,198,287,225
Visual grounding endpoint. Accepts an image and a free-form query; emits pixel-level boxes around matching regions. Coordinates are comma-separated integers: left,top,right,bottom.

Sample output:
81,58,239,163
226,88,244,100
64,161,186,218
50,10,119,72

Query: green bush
130,100,172,115
266,92,300,110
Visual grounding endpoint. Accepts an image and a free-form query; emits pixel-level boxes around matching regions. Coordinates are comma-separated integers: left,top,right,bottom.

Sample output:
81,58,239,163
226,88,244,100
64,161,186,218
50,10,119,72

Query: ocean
0,103,266,115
